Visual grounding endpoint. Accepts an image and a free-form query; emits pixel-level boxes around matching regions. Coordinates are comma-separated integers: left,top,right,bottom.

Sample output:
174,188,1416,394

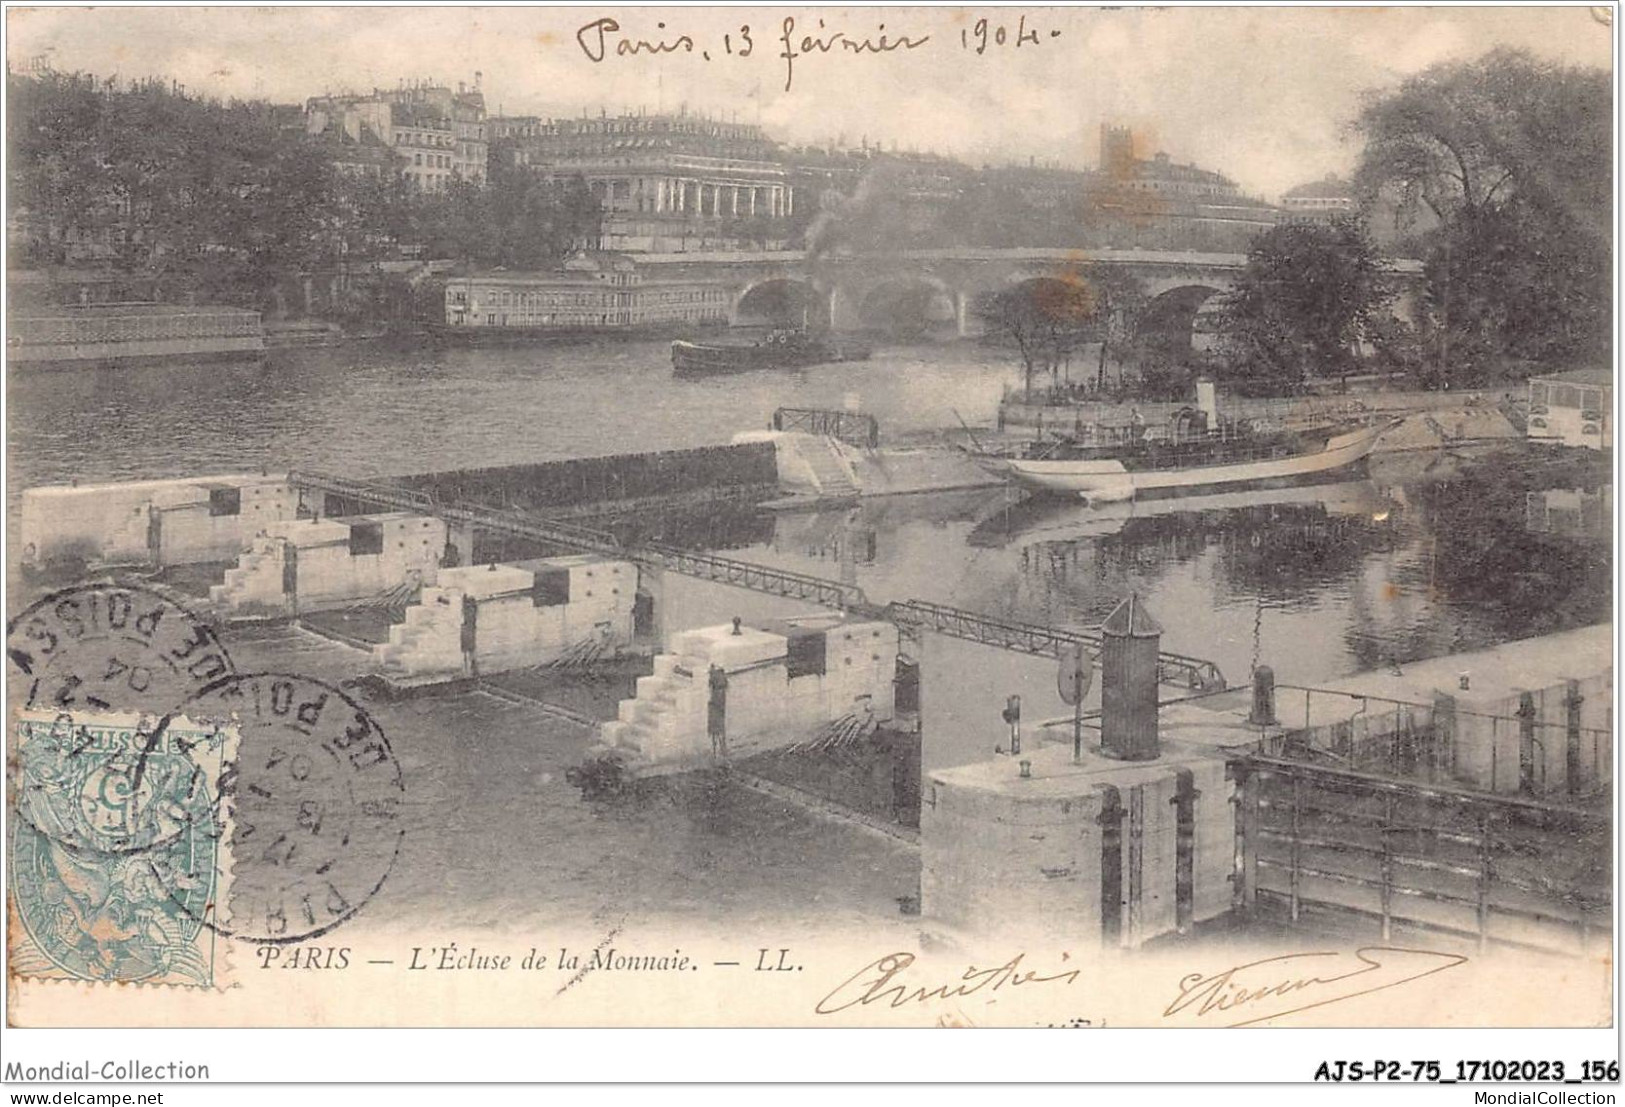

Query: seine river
7,337,1017,490
5,336,1611,934
9,336,1609,698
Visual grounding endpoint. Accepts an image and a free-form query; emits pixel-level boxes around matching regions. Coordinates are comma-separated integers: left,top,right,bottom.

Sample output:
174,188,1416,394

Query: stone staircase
800,436,860,499
374,586,467,681
597,651,708,771
208,535,287,615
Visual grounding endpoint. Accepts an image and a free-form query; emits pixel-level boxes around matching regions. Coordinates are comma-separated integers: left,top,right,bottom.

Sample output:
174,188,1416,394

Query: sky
6,5,1614,200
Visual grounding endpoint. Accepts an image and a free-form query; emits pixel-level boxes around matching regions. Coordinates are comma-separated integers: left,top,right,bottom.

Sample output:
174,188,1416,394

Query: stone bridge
637,247,1423,348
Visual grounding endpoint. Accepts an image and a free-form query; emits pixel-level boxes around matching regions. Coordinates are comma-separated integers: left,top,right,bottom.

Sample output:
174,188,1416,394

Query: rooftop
1532,368,1612,387
1284,173,1355,200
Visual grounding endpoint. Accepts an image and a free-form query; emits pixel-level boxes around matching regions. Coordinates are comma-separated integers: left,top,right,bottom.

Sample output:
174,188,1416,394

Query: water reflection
744,459,1607,692
1525,487,1612,541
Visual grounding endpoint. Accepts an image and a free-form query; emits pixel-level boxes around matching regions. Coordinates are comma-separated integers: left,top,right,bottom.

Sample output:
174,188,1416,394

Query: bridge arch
733,278,826,328
1137,284,1227,355
856,275,958,338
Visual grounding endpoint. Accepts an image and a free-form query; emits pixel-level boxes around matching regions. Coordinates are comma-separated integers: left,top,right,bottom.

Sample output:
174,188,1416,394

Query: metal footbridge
289,471,1225,691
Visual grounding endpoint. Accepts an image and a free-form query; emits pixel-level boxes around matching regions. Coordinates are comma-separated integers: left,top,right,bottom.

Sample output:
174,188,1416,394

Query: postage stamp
8,709,239,987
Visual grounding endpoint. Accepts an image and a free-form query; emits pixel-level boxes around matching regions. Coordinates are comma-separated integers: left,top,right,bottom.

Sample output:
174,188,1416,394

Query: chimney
1100,594,1162,761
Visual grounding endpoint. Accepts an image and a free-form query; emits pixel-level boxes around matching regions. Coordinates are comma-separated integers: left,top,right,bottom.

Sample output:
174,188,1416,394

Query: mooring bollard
1249,664,1278,727
1002,694,1021,756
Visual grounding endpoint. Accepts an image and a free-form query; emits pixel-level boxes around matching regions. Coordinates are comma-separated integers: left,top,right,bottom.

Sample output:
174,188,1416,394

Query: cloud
6,6,1611,199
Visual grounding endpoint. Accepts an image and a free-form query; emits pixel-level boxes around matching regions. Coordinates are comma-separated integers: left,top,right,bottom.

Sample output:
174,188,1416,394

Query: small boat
671,329,871,375
968,419,1395,502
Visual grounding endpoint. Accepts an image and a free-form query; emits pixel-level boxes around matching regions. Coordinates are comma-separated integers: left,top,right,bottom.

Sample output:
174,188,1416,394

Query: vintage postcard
3,2,1615,1053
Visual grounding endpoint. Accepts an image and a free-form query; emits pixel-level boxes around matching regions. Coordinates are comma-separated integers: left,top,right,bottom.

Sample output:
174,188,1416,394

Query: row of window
1531,382,1608,413
454,288,728,309
397,129,454,148
462,306,730,327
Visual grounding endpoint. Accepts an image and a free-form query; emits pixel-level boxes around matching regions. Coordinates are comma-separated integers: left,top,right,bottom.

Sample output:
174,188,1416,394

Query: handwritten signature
1163,947,1468,1027
814,952,1079,1015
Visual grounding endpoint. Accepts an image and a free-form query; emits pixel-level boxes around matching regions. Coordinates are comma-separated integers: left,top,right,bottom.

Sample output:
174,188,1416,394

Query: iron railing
287,471,1226,689
1233,754,1611,957
773,407,880,449
1256,683,1612,798
882,599,1226,691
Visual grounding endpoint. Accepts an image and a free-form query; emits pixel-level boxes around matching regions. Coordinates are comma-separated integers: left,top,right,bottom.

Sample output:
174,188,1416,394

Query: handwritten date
574,14,1060,92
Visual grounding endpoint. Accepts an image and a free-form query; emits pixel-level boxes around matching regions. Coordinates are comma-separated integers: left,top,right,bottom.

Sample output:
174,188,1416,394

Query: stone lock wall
20,474,298,569
374,555,637,683
921,741,1235,949
210,512,446,616
598,617,899,774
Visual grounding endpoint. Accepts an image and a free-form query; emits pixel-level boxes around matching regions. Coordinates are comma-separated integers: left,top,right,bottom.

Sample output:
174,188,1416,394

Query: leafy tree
1220,218,1390,389
1080,267,1148,389
8,70,606,319
1355,48,1610,378
979,272,1098,398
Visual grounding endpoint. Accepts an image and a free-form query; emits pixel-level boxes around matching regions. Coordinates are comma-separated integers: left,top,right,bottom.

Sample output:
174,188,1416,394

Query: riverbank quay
996,386,1525,453
8,302,266,367
925,614,1612,959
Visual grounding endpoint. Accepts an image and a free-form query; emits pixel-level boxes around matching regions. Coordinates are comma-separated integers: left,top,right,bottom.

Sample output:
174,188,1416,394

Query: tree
1221,218,1389,389
978,273,1097,398
1081,267,1147,389
1355,48,1610,378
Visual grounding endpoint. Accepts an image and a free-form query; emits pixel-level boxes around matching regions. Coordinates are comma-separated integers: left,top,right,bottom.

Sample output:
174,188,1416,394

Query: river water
6,336,1612,937
9,336,1610,703
6,338,1017,491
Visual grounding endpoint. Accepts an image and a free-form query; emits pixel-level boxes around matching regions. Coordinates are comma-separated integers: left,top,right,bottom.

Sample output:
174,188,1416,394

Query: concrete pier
737,431,1000,503
921,738,1235,948
20,473,298,569
209,512,446,617
598,614,900,775
920,595,1238,948
375,555,636,684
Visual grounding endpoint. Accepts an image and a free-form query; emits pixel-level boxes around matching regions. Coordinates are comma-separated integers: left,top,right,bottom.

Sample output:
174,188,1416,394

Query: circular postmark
176,672,405,945
7,580,236,718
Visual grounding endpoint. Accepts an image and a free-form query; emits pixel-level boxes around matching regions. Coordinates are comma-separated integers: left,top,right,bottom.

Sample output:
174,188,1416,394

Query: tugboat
671,328,871,375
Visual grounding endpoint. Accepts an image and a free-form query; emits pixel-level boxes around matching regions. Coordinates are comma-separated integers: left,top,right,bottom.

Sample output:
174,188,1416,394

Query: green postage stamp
8,709,238,987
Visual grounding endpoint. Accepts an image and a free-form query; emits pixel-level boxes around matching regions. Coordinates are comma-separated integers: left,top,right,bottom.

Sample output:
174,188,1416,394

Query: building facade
1527,368,1612,450
442,252,729,330
306,79,488,191
490,111,795,252
1281,174,1358,222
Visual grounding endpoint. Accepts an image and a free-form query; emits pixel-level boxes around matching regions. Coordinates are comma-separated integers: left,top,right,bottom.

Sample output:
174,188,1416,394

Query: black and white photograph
1,1,1617,1087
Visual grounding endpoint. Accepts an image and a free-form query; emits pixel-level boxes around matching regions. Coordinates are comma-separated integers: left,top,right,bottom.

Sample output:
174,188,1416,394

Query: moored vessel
671,329,871,375
969,418,1393,502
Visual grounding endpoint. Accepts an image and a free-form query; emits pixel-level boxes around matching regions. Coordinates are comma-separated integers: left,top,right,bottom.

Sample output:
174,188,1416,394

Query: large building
1098,124,1242,200
306,79,488,191
1082,124,1277,252
1281,173,1358,223
489,110,796,252
442,252,729,330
